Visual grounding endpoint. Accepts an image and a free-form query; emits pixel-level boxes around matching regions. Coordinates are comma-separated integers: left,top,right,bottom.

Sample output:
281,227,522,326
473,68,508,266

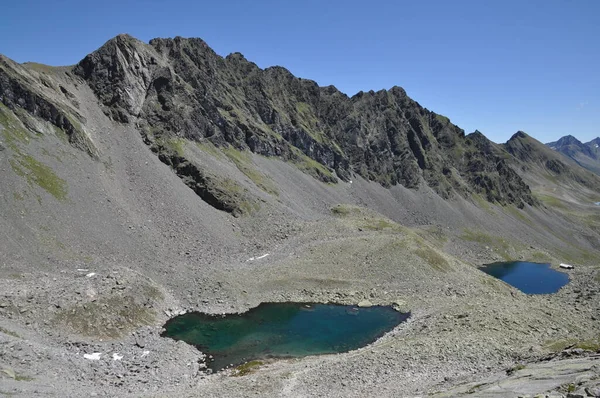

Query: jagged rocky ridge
3,34,536,213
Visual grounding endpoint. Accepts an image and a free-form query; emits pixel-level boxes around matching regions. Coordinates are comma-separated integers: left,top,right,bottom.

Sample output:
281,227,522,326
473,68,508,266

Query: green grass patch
529,251,552,263
535,193,568,210
0,327,20,339
52,294,156,339
415,246,451,272
23,62,57,74
414,225,449,246
223,147,279,196
331,204,356,216
9,155,67,201
466,382,486,394
472,193,494,214
434,114,450,124
0,103,32,151
231,360,263,377
290,147,335,182
506,363,526,375
505,205,533,225
361,219,399,231
543,337,600,353
161,137,185,156
461,229,514,261
195,140,225,159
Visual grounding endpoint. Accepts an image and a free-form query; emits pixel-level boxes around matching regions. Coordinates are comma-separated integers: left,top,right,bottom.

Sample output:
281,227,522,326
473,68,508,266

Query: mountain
66,34,540,209
547,134,600,175
1,35,600,397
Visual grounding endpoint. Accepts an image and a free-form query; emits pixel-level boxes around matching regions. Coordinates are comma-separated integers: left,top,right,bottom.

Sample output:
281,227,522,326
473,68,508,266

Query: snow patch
83,353,102,360
246,253,270,262
112,353,123,361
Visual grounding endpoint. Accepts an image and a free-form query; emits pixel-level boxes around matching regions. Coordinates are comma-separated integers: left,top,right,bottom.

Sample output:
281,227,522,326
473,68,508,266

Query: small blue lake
480,261,569,294
161,302,409,371
595,202,600,206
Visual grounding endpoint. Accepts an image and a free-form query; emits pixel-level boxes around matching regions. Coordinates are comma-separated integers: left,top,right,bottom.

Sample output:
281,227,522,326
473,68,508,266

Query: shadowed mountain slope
547,135,600,175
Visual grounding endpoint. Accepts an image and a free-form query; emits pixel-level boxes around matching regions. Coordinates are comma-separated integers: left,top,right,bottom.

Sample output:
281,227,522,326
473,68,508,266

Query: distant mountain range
546,135,600,175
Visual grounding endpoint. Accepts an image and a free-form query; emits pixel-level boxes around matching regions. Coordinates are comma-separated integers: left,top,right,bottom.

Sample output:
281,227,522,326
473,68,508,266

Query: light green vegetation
231,360,264,377
506,364,526,375
466,383,486,394
504,205,533,226
158,137,185,156
414,245,451,272
295,101,343,154
331,204,452,272
461,229,517,261
1,104,69,201
535,193,567,210
529,251,552,263
52,289,160,339
472,193,494,214
9,155,67,201
1,366,33,382
216,176,261,215
331,204,356,216
223,146,279,196
414,225,449,246
290,147,335,181
0,103,33,151
0,326,20,339
543,337,600,353
23,62,57,74
195,140,225,159
434,113,450,124
295,102,326,142
331,204,404,232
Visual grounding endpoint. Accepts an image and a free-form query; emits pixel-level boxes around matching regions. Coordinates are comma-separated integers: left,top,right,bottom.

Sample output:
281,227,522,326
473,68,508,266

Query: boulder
357,300,373,308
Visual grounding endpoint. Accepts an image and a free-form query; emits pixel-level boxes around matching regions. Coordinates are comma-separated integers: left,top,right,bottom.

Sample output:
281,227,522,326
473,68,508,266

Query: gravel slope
0,53,599,398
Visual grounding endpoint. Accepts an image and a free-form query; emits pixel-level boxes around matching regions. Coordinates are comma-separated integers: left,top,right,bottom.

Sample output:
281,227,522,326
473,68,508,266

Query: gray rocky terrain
0,35,599,397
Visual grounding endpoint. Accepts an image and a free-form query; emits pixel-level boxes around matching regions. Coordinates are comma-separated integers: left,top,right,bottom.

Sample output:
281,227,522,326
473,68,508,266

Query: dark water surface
162,302,409,371
480,261,569,294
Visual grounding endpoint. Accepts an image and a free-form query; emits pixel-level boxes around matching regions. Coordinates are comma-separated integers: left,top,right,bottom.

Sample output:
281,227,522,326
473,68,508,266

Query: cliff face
3,34,536,212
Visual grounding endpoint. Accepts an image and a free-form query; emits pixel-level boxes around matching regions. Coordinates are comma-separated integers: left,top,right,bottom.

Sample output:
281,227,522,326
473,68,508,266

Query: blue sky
1,0,598,144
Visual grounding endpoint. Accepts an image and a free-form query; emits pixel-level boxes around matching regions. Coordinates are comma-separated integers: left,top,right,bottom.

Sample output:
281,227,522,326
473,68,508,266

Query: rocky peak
555,135,582,146
547,134,593,159
74,34,160,122
510,131,529,141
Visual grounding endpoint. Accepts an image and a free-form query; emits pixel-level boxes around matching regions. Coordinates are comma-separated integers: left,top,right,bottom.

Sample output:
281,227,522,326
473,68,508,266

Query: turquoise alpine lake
161,302,409,371
480,261,569,294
